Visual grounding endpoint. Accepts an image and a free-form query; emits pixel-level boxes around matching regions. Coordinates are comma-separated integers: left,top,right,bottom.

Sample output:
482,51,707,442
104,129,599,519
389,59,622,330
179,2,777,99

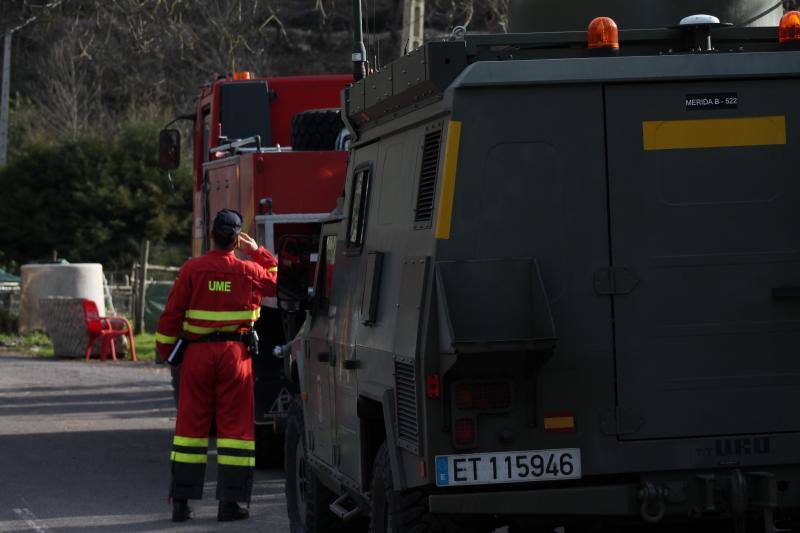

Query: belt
190,332,249,344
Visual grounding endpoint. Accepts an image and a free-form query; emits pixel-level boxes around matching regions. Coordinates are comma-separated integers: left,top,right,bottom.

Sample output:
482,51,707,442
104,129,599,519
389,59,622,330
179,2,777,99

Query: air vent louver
394,358,420,451
414,130,443,225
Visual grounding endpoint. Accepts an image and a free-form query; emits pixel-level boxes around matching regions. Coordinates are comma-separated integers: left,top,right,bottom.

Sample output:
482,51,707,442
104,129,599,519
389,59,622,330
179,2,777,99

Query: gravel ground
0,353,290,532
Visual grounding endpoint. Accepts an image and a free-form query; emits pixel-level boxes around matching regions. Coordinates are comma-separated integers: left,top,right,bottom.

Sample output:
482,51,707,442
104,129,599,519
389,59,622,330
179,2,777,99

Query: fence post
135,240,150,334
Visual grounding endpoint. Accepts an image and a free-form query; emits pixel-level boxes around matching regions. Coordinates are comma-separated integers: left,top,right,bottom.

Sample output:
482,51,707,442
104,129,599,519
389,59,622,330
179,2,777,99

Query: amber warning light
588,17,619,50
780,11,800,44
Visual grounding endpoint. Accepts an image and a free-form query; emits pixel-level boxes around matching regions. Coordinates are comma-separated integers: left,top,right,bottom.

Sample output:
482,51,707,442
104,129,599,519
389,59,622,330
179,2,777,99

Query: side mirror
159,129,181,170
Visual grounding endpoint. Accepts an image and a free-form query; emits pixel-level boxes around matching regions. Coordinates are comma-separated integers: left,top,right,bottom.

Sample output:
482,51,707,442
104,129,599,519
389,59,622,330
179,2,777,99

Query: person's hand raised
238,232,259,254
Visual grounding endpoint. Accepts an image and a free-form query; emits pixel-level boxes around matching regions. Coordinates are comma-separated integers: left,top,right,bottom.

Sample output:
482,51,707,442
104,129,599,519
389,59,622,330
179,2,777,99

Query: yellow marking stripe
155,332,177,344
218,455,256,467
435,120,462,240
544,416,575,430
182,322,246,335
173,436,209,447
268,267,278,274
216,438,255,450
643,116,786,151
170,451,207,464
185,308,260,321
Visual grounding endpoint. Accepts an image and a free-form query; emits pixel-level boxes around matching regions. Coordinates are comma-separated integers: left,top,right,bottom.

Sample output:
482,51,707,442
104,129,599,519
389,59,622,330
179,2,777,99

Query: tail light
426,374,441,399
454,418,476,445
588,17,620,50
780,11,800,44
455,382,512,411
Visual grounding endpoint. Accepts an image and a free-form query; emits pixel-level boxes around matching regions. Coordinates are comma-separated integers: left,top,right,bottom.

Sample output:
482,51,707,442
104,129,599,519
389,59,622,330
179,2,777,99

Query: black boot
172,499,192,522
218,501,249,522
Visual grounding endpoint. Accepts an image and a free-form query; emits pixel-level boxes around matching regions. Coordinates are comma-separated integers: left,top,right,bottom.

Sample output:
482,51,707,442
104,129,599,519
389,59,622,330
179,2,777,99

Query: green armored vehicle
277,1,800,531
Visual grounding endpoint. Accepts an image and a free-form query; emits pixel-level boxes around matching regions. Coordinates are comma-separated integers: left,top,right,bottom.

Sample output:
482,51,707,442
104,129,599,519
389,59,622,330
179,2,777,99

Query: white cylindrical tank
18,263,105,334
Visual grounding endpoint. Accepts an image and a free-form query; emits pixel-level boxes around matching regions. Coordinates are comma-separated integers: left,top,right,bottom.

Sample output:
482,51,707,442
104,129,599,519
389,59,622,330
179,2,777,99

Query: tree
0,120,192,271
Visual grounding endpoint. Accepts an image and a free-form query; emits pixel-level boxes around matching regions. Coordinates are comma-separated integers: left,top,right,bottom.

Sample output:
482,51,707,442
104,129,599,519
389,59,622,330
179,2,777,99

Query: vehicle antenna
352,0,367,80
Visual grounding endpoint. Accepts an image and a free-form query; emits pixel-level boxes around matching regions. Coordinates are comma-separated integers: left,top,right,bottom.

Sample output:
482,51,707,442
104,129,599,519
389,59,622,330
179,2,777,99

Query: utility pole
0,30,12,166
402,0,425,53
135,240,150,334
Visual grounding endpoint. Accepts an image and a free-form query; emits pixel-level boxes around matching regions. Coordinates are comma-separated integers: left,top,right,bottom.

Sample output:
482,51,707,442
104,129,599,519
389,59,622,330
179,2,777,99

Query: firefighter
155,209,278,522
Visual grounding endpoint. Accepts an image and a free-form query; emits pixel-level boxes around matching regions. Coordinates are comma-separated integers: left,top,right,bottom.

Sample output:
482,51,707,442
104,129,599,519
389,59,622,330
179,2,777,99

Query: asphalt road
0,353,290,533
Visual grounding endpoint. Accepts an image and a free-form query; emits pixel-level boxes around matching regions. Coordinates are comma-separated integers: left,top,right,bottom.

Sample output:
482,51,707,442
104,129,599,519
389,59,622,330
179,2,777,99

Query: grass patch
0,331,158,362
133,333,157,362
0,331,54,357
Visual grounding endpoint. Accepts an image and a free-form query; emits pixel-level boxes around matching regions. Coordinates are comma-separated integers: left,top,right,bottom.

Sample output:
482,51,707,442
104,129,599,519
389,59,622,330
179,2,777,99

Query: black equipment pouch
166,337,188,368
246,329,260,357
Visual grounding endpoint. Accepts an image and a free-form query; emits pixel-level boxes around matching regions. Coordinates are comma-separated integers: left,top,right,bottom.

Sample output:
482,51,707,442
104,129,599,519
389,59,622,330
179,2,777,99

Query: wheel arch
358,382,406,492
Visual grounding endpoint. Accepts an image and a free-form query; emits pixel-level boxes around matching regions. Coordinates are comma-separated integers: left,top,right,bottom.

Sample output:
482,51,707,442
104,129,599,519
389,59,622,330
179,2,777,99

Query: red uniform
155,246,277,503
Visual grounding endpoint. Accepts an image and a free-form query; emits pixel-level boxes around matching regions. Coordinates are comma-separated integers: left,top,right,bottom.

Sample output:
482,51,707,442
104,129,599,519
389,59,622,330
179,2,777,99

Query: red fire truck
159,71,351,463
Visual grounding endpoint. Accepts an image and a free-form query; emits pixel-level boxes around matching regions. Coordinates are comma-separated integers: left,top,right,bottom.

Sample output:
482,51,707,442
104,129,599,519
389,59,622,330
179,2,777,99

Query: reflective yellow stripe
435,120,462,240
182,322,246,335
217,438,255,450
173,436,209,447
170,451,207,464
544,416,575,431
185,308,260,322
643,116,787,151
218,455,256,467
268,267,278,274
155,332,178,344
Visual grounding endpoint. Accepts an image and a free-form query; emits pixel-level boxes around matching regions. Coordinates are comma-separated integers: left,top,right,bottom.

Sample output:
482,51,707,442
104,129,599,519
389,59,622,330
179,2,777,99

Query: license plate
435,448,581,487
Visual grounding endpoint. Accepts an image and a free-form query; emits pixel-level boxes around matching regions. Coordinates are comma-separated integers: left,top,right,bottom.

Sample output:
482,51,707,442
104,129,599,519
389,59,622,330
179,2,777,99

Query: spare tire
291,109,343,151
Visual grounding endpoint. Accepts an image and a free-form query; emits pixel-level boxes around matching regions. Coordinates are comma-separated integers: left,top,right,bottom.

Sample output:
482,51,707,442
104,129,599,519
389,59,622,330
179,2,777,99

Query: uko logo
208,280,232,292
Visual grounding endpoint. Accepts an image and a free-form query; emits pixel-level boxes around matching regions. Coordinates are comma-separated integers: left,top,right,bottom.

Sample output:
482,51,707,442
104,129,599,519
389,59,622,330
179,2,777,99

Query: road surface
0,353,290,532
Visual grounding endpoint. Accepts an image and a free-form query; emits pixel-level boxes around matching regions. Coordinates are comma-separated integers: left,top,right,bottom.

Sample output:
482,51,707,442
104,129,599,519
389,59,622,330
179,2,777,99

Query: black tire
291,109,343,151
369,443,492,533
285,399,344,533
255,424,283,469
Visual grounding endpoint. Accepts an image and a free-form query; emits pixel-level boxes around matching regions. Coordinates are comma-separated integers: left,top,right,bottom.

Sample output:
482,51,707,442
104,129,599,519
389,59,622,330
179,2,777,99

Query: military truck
277,1,800,531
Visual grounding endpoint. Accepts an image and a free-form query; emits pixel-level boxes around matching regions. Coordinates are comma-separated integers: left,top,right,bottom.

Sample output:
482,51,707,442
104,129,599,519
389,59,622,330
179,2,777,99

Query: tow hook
638,482,666,524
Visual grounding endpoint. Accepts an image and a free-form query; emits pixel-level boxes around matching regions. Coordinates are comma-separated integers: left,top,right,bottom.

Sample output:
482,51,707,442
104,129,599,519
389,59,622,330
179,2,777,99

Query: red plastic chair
81,299,137,361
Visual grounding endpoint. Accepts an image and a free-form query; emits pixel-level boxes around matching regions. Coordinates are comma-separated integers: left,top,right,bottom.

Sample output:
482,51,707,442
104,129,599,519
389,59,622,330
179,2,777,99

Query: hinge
594,267,640,296
600,406,645,436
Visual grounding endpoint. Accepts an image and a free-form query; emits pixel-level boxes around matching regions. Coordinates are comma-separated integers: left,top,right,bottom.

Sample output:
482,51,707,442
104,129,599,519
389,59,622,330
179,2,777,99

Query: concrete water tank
509,0,783,32
18,263,105,334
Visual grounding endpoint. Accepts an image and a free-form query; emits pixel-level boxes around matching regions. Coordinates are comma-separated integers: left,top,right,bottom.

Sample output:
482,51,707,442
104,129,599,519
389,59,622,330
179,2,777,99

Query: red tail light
454,418,476,445
426,374,441,399
455,382,512,410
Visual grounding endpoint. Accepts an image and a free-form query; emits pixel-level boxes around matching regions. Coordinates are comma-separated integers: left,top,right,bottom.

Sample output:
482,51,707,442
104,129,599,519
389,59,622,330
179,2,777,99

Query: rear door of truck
605,79,800,440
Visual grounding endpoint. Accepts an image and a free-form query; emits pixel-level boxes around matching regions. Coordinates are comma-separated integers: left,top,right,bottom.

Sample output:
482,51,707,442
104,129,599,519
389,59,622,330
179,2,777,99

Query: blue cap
212,209,243,236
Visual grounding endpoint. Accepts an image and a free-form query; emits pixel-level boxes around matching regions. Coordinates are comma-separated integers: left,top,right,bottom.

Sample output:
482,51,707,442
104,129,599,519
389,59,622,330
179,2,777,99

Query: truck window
347,165,372,251
219,81,271,145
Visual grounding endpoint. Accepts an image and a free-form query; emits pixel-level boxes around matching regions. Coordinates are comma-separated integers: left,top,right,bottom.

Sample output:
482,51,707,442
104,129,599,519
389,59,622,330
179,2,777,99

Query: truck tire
291,109,343,151
369,443,491,533
285,399,344,533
